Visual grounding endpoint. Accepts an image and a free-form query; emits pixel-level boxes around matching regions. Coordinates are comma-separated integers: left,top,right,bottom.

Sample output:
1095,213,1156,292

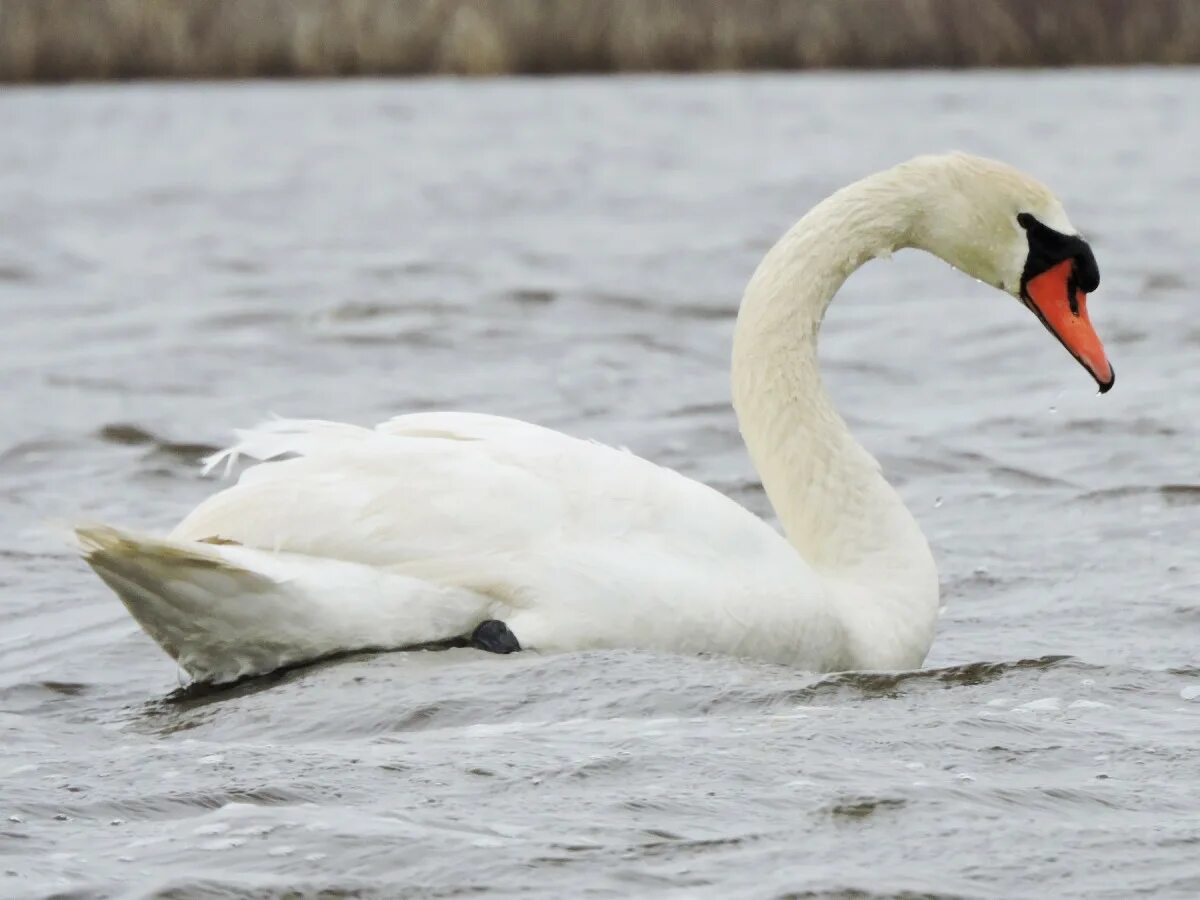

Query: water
1,71,1198,899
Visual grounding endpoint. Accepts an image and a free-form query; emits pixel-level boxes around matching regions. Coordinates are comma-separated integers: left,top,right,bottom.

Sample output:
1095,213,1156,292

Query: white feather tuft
202,418,376,477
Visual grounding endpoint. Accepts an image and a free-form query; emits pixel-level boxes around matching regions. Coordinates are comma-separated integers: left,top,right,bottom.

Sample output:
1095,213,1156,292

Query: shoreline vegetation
2,0,1198,82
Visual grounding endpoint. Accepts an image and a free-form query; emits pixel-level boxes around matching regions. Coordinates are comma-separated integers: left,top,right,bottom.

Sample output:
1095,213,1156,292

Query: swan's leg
471,619,521,654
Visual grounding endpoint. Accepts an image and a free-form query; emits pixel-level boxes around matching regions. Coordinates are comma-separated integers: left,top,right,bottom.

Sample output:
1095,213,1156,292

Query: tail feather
76,524,492,684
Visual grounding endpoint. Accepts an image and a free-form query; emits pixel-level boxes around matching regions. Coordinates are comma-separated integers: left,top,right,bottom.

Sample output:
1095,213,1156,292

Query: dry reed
1,0,1197,82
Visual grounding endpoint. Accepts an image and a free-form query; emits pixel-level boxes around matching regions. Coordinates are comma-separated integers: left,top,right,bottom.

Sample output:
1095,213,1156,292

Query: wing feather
176,413,792,593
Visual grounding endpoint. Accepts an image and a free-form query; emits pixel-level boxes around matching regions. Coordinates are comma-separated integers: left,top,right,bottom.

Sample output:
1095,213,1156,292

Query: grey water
1,71,1197,899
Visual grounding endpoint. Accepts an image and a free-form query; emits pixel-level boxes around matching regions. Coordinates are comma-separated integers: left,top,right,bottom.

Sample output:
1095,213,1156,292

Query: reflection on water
1,71,1198,898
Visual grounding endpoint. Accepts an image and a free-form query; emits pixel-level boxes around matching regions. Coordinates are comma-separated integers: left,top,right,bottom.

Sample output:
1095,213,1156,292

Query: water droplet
1180,685,1200,702
933,497,943,508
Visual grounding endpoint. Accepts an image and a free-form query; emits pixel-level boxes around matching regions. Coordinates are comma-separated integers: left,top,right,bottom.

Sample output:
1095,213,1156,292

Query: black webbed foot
470,619,521,654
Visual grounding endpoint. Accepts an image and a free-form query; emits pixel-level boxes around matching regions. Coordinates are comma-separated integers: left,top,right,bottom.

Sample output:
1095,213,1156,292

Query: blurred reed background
1,0,1197,81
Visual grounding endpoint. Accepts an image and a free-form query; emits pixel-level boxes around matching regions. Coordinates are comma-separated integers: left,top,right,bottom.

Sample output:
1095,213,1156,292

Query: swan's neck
732,168,941,666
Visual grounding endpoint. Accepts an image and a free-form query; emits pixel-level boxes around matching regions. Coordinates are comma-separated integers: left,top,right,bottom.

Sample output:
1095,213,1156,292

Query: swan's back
178,412,794,571
160,412,843,670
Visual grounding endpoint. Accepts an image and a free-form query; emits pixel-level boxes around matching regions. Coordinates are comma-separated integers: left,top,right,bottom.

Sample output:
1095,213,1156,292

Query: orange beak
1022,259,1114,393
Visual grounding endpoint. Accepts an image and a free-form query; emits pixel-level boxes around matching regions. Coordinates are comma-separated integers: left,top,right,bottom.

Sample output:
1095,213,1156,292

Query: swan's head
909,153,1113,393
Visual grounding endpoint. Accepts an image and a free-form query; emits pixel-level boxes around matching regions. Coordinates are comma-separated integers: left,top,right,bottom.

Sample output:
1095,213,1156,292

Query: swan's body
79,153,1111,684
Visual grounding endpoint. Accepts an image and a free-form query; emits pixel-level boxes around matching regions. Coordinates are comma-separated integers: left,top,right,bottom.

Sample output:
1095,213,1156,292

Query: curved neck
732,167,940,658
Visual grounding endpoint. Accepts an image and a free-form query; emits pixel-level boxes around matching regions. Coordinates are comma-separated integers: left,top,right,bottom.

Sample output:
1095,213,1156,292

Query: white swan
78,153,1112,685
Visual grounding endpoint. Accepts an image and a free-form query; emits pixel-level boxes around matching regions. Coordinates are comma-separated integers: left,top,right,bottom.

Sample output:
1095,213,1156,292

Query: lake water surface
1,71,1198,898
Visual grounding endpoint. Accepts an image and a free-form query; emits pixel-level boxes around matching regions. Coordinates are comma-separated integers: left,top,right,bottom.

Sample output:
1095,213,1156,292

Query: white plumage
83,412,837,683
78,153,1095,684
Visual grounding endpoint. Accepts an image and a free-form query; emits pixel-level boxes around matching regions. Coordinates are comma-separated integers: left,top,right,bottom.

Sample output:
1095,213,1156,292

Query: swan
77,152,1112,685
